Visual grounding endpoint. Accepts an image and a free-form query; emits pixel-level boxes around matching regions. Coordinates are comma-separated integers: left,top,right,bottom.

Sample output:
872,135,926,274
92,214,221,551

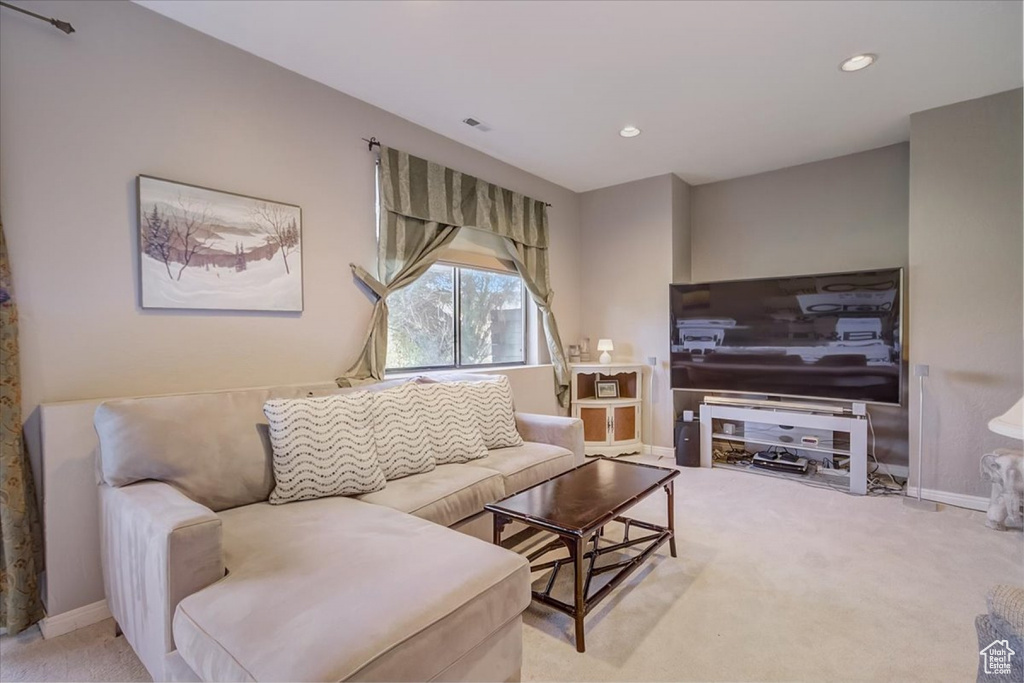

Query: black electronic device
751,450,809,474
669,268,903,404
674,417,700,467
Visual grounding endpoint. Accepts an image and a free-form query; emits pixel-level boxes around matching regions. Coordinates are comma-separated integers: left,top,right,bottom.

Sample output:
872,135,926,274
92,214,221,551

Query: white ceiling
136,0,1022,192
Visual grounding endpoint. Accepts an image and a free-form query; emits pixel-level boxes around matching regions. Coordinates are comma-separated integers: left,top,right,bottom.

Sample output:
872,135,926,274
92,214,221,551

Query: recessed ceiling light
619,125,641,138
840,54,877,72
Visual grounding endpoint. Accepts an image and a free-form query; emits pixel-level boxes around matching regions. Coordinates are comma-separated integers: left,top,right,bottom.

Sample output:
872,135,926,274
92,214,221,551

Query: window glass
459,268,525,366
386,264,455,369
386,263,526,370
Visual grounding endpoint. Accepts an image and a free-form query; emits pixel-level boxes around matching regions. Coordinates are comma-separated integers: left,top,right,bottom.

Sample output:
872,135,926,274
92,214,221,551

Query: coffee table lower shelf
488,462,677,653
514,515,674,653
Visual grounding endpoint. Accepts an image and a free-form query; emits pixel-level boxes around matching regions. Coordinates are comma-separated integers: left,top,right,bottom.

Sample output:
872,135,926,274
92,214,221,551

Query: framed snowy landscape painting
137,176,302,311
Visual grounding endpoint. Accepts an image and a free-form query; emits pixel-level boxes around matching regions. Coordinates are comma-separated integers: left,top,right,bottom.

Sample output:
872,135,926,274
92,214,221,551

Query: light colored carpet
2,460,1019,682
0,618,148,682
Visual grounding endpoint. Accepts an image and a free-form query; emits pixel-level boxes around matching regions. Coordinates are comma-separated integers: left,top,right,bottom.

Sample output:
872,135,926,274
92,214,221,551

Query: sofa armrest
515,412,585,466
100,481,223,681
989,585,1024,639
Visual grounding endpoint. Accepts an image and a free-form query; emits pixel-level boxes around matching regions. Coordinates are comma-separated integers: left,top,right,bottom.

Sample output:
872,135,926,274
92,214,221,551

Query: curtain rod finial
0,1,75,34
51,18,74,34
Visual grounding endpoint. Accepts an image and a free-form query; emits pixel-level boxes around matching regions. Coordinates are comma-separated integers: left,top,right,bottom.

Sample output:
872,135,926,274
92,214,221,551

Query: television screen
670,269,902,404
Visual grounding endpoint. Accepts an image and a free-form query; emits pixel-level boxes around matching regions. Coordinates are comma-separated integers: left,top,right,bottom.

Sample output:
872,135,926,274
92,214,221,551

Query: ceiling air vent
462,117,492,132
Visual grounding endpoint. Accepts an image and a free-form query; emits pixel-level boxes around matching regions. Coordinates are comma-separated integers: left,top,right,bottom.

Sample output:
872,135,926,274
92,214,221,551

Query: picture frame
595,379,619,399
137,175,303,312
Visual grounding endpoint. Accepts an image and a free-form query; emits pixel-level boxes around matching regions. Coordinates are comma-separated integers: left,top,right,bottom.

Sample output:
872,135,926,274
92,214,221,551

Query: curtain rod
0,1,75,34
361,136,553,208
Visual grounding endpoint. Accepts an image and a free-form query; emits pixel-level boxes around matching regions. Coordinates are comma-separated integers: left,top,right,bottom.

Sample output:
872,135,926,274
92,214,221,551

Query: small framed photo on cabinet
595,380,619,399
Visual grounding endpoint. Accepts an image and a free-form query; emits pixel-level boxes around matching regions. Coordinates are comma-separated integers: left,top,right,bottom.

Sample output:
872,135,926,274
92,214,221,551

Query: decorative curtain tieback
349,263,387,300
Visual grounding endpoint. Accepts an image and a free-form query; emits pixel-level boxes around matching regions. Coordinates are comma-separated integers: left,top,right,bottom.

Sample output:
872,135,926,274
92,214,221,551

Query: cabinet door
611,404,639,444
580,406,610,445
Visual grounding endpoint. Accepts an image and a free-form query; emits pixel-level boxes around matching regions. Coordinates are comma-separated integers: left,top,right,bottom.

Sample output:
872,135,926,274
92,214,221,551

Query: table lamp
597,339,614,364
988,397,1023,440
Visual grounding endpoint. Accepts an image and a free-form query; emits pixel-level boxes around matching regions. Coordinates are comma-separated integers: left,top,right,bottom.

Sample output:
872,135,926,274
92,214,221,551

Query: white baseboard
872,462,909,479
642,444,675,459
39,599,110,639
916,488,988,512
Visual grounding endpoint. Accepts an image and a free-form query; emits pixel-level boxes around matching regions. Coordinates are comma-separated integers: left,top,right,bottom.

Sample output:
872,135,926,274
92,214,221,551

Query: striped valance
379,146,549,249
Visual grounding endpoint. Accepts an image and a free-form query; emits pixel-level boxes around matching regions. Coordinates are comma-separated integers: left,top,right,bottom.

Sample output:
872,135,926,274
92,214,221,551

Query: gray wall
687,143,912,466
672,175,692,283
580,174,680,448
0,1,582,457
690,143,910,282
908,89,1023,497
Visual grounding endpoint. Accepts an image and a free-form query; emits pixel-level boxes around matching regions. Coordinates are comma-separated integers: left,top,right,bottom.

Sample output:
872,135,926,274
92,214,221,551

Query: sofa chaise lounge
94,375,584,682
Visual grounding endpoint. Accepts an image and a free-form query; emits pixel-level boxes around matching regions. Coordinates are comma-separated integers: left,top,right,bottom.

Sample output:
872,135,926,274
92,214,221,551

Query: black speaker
674,418,700,467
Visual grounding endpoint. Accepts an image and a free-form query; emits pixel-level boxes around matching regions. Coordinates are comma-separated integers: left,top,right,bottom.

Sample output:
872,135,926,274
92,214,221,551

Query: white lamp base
599,351,612,364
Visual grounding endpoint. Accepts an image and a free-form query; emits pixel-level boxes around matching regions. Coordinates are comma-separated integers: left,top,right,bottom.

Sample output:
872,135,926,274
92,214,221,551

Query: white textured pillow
461,376,523,449
371,382,437,480
414,382,488,464
263,392,386,504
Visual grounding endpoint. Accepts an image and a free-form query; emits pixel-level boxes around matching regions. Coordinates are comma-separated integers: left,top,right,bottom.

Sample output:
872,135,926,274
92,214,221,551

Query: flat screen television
670,268,903,405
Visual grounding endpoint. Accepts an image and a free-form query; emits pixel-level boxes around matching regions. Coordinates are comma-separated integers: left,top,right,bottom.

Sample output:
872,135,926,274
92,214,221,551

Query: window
387,263,526,371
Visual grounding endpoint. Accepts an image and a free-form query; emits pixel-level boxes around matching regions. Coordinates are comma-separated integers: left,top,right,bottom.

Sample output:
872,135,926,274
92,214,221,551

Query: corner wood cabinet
570,363,644,457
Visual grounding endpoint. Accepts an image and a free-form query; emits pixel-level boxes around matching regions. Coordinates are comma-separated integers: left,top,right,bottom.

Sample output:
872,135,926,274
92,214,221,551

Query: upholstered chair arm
515,412,585,466
989,584,1024,640
99,481,223,681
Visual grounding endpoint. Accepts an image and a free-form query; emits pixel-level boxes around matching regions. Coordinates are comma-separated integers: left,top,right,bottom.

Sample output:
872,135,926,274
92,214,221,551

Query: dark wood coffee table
485,457,679,652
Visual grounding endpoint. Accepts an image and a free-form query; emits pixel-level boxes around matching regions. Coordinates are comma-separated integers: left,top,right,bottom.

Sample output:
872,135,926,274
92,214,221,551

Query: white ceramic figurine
981,449,1024,530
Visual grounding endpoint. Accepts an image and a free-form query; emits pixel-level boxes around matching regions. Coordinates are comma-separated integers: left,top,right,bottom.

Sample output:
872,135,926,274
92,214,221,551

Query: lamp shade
597,339,614,352
989,397,1024,440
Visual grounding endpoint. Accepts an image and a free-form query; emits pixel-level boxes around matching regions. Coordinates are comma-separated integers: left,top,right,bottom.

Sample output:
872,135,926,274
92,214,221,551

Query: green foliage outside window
388,263,525,370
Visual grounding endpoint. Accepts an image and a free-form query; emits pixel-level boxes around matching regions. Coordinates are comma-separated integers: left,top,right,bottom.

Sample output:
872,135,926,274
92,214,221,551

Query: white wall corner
642,444,676,459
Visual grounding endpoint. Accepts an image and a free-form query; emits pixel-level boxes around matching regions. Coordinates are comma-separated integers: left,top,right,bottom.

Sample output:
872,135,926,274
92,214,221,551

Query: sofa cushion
173,497,529,682
475,442,576,494
414,382,488,464
371,382,436,480
263,392,386,504
94,380,419,512
461,376,524,449
356,464,505,527
95,386,319,512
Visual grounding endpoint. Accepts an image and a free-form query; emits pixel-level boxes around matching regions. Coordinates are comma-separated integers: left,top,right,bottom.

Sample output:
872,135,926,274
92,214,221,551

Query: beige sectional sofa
94,376,584,682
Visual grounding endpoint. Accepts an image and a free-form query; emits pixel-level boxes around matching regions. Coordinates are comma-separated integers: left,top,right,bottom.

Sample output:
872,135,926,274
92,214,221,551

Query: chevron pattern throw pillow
414,382,488,464
461,376,524,449
264,392,386,504
371,382,437,479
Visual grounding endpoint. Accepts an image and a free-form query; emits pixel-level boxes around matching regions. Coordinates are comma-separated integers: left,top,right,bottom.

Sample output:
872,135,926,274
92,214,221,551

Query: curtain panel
377,146,548,250
339,214,459,383
339,147,570,407
0,218,45,635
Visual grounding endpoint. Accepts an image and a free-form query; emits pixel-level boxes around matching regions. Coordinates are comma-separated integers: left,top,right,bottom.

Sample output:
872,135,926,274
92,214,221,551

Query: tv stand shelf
699,400,868,495
714,460,852,492
710,433,853,458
